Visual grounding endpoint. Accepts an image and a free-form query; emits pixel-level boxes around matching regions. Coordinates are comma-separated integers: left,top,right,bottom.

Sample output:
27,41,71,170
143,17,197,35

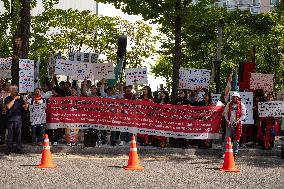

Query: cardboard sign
19,59,34,93
179,68,211,90
0,58,12,78
250,73,274,92
55,59,73,76
230,91,254,124
69,52,99,64
125,68,148,86
258,101,284,117
93,63,115,80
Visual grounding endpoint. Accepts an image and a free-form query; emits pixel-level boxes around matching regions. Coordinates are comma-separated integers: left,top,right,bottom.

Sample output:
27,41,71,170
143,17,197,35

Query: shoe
5,151,10,155
37,142,43,146
233,154,237,158
119,141,125,146
53,142,58,146
66,143,71,146
219,154,225,159
71,143,77,146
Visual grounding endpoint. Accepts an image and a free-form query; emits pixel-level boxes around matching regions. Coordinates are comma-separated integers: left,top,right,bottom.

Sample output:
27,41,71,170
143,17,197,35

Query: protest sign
93,63,115,80
55,59,73,76
46,97,224,139
48,53,61,77
250,73,274,92
0,58,12,78
19,59,34,93
197,92,220,104
258,101,284,117
179,68,211,90
29,99,47,125
69,52,99,63
230,91,254,124
72,62,93,80
125,68,148,86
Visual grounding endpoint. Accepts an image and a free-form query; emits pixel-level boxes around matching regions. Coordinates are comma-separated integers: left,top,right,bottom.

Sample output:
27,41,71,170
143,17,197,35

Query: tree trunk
171,0,182,102
11,0,31,85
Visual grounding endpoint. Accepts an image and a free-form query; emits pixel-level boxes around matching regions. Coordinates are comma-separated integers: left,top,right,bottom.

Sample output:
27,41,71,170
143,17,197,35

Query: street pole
215,19,225,94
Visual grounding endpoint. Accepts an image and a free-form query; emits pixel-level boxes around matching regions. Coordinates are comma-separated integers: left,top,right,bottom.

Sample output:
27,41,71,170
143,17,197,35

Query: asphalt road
0,152,283,189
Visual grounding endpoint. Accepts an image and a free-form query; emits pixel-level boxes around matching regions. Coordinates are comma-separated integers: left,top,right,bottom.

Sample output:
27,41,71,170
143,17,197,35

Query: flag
34,57,41,89
232,69,239,91
107,57,124,87
224,71,232,103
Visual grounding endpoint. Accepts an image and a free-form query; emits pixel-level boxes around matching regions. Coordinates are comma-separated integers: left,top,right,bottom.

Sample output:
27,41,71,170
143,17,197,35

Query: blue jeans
222,126,240,155
7,121,22,152
31,124,45,143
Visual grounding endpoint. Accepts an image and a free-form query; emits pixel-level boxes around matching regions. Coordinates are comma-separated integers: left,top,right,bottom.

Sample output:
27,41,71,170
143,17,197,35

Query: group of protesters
0,78,281,156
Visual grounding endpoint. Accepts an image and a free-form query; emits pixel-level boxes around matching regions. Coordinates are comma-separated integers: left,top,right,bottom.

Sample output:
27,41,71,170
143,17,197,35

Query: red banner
46,97,224,139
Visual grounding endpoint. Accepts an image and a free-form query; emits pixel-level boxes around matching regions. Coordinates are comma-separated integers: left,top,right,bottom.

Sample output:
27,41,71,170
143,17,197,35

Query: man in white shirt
221,92,246,158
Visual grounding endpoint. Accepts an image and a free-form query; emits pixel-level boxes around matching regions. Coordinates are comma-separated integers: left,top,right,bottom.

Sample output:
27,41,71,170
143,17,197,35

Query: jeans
46,129,59,143
110,131,120,145
222,126,240,155
6,121,22,152
0,116,7,143
31,124,45,143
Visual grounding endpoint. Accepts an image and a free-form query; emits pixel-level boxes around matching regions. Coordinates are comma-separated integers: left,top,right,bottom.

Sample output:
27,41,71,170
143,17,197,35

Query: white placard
250,73,274,92
230,91,254,124
55,59,73,76
0,58,12,78
125,68,148,86
19,59,34,93
179,68,211,90
29,99,46,125
93,63,115,80
258,101,284,117
72,62,93,80
211,94,221,104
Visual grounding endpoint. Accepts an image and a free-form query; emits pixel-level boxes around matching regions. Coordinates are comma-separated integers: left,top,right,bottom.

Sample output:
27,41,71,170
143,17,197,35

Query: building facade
214,0,281,14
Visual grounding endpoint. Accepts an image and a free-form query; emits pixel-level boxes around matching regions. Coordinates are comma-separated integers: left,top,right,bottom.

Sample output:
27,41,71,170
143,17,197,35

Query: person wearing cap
221,92,246,158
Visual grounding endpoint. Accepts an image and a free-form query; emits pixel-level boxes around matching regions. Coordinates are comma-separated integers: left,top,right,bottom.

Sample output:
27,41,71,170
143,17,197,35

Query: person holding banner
5,85,29,155
137,86,153,146
152,90,170,148
221,92,246,158
100,79,124,146
259,93,279,150
197,92,215,149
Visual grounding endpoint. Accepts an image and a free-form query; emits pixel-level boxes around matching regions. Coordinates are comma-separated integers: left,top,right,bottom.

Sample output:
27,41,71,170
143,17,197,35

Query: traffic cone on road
220,137,240,172
36,134,56,168
123,135,144,170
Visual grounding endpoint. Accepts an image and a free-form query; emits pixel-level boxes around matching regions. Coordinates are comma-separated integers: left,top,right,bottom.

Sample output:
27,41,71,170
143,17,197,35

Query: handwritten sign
125,68,148,86
72,63,93,80
258,101,284,117
29,99,47,125
179,68,211,90
55,59,73,76
197,92,221,104
48,53,61,77
93,63,115,80
19,59,34,93
69,52,100,64
250,73,274,92
230,91,254,124
0,58,12,78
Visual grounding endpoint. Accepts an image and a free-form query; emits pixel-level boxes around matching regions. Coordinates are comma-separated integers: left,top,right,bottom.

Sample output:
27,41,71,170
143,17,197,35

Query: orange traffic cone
220,137,240,172
123,135,144,170
36,134,56,168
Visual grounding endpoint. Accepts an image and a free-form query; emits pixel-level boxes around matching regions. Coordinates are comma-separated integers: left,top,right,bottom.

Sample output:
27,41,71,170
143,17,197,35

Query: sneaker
66,143,71,146
233,154,237,158
5,151,10,155
37,142,43,146
219,154,225,159
53,142,58,146
119,141,125,146
71,143,77,146
15,149,24,154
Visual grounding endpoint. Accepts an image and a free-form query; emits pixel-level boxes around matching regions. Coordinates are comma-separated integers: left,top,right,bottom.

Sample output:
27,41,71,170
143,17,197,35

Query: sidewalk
0,141,281,157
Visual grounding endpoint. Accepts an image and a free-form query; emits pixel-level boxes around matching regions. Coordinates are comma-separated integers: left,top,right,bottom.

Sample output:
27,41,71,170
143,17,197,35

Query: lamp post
215,19,226,94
